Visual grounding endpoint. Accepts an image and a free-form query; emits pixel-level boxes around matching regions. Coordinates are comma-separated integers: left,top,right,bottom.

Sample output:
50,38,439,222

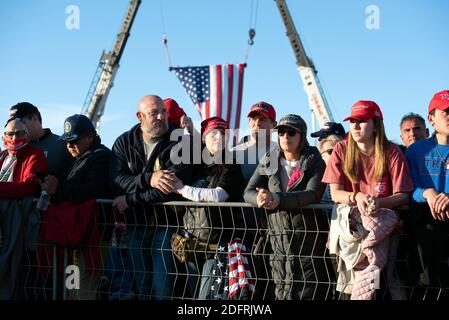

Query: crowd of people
0,90,448,300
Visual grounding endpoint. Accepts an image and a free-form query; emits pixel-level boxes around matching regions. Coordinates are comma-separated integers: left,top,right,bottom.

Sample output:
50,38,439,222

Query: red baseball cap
247,101,276,122
201,116,229,137
343,100,383,122
164,98,186,126
428,90,449,114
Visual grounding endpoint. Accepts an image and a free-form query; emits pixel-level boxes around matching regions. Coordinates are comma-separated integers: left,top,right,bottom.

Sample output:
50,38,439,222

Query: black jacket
244,144,325,229
111,124,192,226
183,150,244,242
243,145,326,301
54,136,112,203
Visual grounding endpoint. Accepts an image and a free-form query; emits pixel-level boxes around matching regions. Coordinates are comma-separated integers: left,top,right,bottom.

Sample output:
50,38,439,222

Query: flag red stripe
233,64,245,145
226,64,233,125
204,100,210,120
215,65,222,120
227,238,254,298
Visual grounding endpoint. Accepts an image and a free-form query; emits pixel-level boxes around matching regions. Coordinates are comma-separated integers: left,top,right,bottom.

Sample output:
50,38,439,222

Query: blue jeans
186,259,217,299
103,246,133,300
126,227,175,300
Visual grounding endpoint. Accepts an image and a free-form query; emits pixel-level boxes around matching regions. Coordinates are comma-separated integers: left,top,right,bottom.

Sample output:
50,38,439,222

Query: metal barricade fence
15,200,449,300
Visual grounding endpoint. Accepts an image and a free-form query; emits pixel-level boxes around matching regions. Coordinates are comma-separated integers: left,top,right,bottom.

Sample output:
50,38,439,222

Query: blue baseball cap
60,114,95,142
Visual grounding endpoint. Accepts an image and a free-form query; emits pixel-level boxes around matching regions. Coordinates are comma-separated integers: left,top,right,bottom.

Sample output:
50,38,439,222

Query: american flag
171,64,246,142
227,238,255,299
207,238,255,300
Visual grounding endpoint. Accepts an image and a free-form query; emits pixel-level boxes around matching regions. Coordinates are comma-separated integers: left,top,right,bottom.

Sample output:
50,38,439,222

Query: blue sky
1,0,448,148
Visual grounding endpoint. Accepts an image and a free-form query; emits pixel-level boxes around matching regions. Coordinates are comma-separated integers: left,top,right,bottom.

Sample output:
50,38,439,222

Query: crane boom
82,0,141,130
274,0,334,127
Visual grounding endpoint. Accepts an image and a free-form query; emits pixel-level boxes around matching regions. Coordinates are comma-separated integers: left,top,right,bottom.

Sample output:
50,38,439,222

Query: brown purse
170,232,191,263
171,230,220,263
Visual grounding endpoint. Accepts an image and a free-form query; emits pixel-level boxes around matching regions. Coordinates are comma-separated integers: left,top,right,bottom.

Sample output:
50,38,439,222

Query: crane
274,0,334,129
81,0,141,130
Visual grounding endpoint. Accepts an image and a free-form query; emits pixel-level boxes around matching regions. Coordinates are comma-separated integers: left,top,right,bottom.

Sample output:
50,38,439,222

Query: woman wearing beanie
173,116,245,299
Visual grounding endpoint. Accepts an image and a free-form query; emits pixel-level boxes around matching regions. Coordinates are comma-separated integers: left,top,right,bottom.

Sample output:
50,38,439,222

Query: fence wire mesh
8,200,449,300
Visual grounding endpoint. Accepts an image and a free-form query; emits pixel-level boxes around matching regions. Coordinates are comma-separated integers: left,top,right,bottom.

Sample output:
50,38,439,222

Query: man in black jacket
111,94,191,300
43,114,113,300
44,114,112,202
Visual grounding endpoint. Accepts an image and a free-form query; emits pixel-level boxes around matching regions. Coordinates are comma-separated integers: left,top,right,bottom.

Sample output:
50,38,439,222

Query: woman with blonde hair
322,100,413,300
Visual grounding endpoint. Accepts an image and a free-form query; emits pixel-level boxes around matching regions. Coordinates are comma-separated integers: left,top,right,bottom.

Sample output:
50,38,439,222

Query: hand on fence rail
112,195,129,214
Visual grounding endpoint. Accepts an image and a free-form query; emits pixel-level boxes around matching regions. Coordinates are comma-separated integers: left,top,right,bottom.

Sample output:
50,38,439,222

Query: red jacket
37,199,101,273
0,144,48,198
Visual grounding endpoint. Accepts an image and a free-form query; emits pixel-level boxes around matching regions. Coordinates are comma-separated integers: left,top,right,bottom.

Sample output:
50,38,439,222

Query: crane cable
245,0,259,64
160,1,258,68
160,0,172,69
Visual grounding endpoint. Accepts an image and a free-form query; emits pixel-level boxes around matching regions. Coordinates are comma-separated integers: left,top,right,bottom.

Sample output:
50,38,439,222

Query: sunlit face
137,97,168,139
349,119,375,144
204,129,226,155
428,108,449,137
400,119,428,147
319,140,335,164
4,120,28,141
248,114,275,141
66,134,93,158
278,127,301,154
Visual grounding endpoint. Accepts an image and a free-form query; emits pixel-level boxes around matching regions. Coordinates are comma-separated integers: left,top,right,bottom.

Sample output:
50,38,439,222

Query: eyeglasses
278,130,297,137
321,149,333,156
4,130,27,139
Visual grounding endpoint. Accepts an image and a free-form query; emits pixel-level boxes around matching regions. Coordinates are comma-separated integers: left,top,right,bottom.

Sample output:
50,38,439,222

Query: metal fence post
63,248,68,300
52,245,57,300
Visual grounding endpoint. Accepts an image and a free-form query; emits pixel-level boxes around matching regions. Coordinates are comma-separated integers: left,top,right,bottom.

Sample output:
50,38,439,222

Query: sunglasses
4,130,27,139
278,130,297,137
321,149,333,156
